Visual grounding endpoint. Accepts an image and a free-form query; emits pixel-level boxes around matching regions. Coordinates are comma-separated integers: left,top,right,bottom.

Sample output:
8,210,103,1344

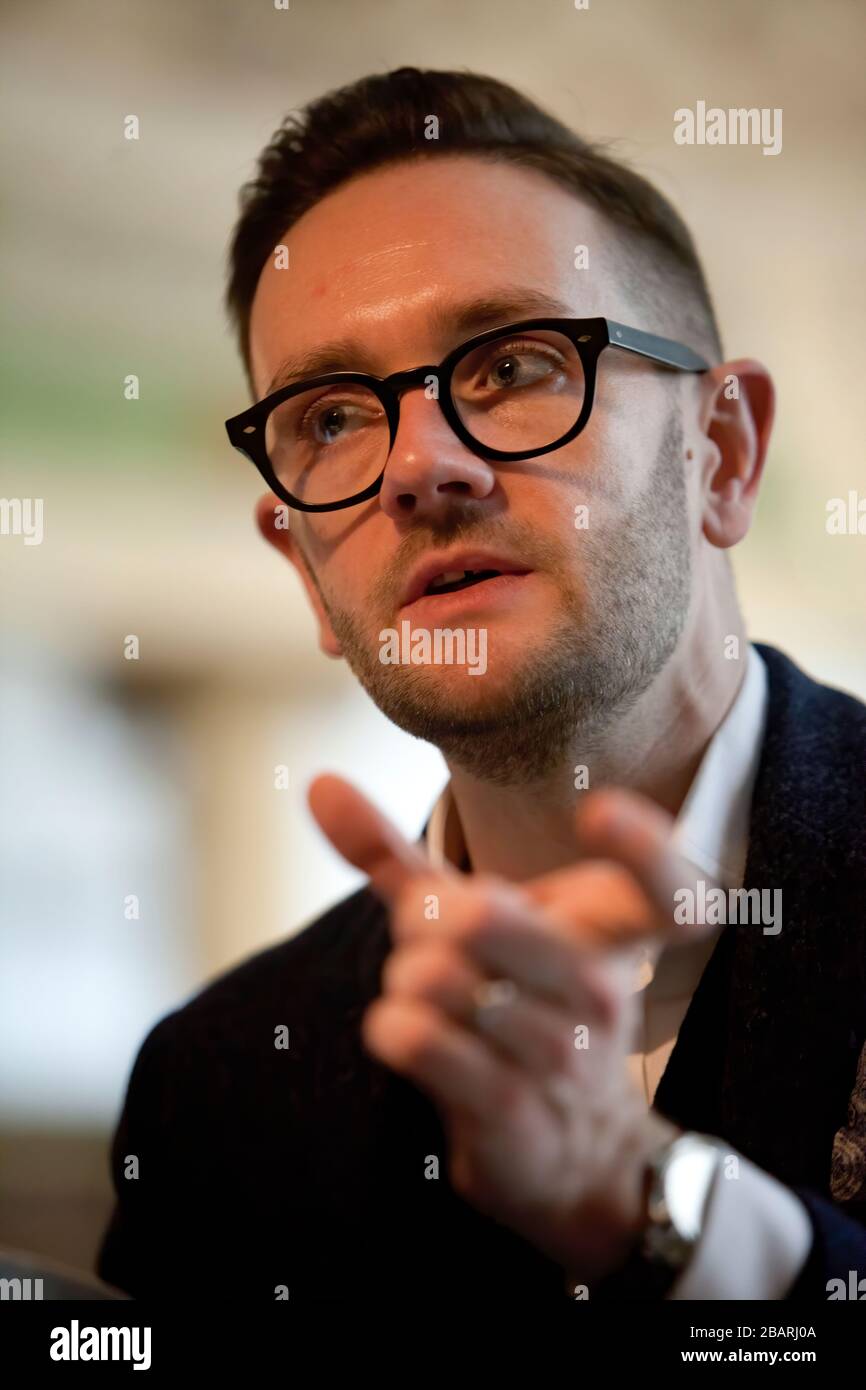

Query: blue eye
298,394,383,447
314,405,349,442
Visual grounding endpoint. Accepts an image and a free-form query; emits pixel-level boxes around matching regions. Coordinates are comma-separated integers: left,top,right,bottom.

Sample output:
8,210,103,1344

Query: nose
377,388,497,522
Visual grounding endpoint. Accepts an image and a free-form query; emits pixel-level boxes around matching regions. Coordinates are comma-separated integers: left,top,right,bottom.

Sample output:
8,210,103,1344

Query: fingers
522,860,653,947
523,789,719,949
306,771,612,1022
577,789,682,907
576,789,716,944
383,937,484,1019
307,773,709,958
307,772,450,904
390,874,617,1024
362,996,523,1125
383,939,597,1075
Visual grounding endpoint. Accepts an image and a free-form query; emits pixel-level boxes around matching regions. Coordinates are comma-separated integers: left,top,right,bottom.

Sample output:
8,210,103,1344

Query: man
98,67,866,1301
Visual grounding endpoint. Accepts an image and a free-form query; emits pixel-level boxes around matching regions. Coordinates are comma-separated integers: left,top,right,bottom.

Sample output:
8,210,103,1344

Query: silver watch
641,1130,726,1275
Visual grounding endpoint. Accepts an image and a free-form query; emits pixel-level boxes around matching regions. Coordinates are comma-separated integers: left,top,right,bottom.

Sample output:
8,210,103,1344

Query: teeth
425,568,502,594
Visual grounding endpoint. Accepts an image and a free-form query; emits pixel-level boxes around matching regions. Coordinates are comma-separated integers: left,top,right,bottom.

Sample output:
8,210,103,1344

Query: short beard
312,411,691,788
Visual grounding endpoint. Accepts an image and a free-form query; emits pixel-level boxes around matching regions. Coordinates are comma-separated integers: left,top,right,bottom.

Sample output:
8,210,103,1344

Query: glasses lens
451,329,586,453
264,382,389,506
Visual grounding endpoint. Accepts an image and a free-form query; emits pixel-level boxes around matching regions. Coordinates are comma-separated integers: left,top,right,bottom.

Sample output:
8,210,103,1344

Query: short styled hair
225,66,723,391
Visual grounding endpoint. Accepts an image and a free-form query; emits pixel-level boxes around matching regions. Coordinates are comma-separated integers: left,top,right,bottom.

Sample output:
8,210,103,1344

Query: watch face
643,1133,724,1274
665,1135,724,1241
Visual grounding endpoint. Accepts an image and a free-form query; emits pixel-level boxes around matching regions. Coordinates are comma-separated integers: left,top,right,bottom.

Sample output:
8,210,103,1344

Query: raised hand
308,774,711,1278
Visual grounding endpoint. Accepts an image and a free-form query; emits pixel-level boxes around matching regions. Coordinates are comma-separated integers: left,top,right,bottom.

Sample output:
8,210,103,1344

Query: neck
445,582,748,883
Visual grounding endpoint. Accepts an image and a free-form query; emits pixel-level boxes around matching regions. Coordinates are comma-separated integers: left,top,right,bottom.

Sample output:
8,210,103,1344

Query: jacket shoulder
757,642,866,729
755,643,866,838
138,883,388,1061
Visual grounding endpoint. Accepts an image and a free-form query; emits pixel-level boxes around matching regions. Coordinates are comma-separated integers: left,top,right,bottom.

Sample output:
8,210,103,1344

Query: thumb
575,788,717,944
307,772,444,905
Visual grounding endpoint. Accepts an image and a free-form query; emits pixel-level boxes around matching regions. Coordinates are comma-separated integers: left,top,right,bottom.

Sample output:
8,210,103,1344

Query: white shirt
424,645,812,1298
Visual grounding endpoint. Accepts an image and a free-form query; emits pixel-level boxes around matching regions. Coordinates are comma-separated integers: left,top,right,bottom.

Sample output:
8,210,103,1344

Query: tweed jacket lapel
655,644,866,1202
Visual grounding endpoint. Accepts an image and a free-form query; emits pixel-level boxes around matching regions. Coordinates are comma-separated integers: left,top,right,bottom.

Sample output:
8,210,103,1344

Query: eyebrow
262,287,576,397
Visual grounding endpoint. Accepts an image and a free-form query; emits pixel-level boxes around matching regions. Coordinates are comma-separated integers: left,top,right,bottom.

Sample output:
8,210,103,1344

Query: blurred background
1,0,864,1278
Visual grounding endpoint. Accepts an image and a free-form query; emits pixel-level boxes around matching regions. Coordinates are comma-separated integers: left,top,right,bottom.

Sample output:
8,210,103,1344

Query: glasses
225,317,709,513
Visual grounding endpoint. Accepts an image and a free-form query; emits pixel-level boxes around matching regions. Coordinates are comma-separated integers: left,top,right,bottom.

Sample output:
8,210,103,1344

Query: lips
424,567,503,595
399,552,532,609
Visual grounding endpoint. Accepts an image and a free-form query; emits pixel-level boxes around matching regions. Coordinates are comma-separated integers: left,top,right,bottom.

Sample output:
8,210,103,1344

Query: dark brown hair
225,67,722,391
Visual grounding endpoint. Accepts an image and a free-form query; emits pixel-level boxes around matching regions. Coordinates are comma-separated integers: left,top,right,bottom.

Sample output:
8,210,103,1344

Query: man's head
225,68,773,785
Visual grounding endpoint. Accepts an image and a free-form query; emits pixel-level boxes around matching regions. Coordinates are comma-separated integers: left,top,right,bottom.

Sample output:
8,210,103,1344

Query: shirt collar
669,643,768,891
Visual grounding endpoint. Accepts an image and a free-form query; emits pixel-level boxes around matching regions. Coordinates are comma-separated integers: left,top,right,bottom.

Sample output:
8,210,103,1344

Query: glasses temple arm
604,320,710,372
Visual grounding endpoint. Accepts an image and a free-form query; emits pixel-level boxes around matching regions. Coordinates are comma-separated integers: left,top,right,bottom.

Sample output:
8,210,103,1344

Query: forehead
248,155,626,395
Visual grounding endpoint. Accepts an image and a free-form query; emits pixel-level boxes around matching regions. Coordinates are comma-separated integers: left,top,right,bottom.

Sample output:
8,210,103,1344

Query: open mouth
423,568,502,596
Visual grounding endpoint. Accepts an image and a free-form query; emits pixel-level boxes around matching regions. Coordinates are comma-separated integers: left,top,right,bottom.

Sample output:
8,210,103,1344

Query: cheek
534,424,629,526
296,520,330,569
296,509,362,570
300,515,384,610
587,398,675,511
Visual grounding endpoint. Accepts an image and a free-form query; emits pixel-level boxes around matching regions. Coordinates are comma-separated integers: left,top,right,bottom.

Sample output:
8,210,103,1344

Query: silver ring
472,977,519,1031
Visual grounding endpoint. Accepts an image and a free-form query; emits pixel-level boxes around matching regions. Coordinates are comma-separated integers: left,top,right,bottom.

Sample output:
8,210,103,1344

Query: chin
377,636,532,692
388,659,535,727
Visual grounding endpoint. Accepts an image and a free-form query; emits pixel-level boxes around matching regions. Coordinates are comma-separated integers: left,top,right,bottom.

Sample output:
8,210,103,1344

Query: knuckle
411,953,460,1004
382,943,453,999
400,1011,439,1067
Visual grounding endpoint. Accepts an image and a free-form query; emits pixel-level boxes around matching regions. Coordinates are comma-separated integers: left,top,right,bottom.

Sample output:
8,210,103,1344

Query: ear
697,359,775,549
254,494,343,659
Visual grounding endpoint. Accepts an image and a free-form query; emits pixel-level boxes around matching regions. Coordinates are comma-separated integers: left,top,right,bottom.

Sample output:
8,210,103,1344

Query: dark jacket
97,644,866,1301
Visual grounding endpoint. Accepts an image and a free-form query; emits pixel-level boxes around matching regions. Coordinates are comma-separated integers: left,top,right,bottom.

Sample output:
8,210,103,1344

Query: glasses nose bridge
383,363,440,401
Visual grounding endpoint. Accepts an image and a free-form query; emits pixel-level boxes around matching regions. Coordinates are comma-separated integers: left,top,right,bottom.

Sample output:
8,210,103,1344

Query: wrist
564,1115,681,1283
592,1127,728,1299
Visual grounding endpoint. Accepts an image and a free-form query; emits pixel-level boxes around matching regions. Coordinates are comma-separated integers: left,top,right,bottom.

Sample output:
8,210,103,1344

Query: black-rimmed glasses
225,317,710,513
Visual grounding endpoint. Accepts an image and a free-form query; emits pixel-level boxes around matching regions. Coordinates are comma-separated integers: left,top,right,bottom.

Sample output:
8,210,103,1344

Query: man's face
249,156,696,783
